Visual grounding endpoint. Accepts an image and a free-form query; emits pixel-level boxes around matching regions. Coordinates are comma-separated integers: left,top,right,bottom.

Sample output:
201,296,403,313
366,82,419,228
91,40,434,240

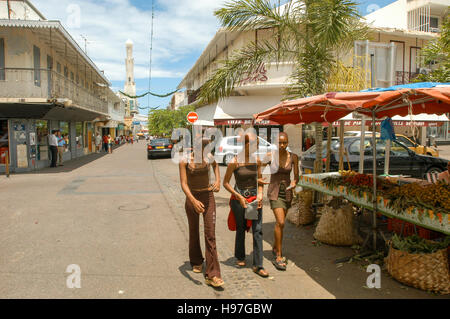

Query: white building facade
0,0,122,172
176,0,449,153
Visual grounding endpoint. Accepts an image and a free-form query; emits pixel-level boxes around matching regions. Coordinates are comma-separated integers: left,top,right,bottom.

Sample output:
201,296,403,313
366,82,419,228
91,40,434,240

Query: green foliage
414,12,450,83
392,234,450,254
147,105,195,137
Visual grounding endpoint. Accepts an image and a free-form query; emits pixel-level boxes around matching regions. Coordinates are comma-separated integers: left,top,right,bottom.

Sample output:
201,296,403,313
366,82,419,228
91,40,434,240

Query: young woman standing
179,139,224,288
223,133,268,278
267,132,299,270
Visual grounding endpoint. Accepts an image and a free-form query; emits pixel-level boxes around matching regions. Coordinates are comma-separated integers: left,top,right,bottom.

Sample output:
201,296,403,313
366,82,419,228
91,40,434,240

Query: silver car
214,135,279,165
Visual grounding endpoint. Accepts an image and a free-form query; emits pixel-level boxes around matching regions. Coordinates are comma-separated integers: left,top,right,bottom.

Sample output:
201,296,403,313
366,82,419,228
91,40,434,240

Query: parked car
214,136,280,165
147,138,173,159
300,137,448,179
344,131,439,157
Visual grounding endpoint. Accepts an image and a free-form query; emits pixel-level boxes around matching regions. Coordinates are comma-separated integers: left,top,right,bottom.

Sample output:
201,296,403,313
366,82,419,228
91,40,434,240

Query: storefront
0,119,9,167
0,118,94,173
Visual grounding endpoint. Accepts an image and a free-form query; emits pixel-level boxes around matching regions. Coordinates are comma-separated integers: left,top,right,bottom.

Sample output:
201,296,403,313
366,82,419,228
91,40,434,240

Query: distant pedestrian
48,130,58,168
108,134,113,154
103,134,108,152
95,133,102,153
57,130,65,166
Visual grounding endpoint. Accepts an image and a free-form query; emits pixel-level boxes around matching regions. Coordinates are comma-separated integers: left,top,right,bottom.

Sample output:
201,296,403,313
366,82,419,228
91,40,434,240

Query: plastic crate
387,218,416,237
417,226,446,240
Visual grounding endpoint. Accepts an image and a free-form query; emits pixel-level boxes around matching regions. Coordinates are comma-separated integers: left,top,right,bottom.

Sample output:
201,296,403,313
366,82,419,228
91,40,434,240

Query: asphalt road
0,142,448,299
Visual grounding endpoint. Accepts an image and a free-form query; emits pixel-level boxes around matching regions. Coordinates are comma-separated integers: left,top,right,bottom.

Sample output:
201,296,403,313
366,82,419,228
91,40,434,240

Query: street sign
187,112,198,124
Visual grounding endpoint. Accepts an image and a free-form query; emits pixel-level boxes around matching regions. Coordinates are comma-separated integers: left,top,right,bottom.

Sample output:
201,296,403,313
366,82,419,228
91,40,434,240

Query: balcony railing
395,71,419,85
0,68,108,114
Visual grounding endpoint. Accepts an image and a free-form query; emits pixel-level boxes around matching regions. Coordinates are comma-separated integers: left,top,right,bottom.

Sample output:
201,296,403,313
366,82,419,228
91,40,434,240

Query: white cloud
32,0,225,81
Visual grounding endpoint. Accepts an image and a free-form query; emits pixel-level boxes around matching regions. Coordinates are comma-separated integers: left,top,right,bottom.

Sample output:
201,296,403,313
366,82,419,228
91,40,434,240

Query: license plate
156,146,164,149
305,169,312,174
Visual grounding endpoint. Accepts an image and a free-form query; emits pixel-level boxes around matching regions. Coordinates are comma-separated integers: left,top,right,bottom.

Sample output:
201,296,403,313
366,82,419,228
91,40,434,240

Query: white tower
124,39,138,115
124,39,136,96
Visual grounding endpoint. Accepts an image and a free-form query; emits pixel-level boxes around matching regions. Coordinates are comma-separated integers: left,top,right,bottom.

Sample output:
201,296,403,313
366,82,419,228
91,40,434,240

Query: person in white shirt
48,130,58,168
95,133,102,153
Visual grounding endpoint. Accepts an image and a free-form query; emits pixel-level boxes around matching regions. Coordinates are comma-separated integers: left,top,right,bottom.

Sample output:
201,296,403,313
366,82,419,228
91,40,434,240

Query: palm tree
198,0,368,173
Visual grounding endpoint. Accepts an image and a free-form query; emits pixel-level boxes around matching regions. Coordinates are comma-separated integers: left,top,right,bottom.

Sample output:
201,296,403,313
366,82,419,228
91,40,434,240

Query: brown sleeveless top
234,164,258,190
267,152,296,201
186,162,210,192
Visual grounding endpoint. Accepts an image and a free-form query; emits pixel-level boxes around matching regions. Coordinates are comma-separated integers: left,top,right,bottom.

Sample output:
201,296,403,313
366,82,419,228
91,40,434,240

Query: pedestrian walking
265,132,299,271
56,130,65,166
48,130,58,168
179,138,224,288
102,134,108,152
95,133,102,153
107,134,113,154
223,132,268,278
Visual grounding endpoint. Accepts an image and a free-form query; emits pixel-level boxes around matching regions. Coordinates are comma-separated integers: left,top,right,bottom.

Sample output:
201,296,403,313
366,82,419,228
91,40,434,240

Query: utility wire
148,0,154,109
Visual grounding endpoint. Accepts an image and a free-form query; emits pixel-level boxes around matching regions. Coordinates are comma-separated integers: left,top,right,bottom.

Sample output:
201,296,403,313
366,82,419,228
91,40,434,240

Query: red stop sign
187,112,198,124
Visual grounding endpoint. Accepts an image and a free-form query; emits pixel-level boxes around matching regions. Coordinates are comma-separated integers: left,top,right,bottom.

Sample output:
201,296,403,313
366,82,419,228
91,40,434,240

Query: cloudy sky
32,0,396,114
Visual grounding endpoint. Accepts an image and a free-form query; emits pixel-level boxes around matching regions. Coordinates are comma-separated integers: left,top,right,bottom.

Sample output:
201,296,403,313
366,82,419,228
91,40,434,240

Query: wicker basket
313,199,362,246
287,190,314,226
385,242,450,294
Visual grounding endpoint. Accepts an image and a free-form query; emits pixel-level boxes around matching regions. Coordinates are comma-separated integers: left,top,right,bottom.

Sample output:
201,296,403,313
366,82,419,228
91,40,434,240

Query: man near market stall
437,161,450,184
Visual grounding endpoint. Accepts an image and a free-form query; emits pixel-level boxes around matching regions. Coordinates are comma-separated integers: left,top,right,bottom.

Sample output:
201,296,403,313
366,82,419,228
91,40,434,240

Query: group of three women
179,132,299,288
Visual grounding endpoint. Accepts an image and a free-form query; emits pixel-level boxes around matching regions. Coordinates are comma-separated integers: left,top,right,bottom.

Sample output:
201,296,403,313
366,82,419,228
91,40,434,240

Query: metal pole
370,54,375,88
5,150,10,178
7,0,11,19
339,120,344,171
359,117,366,173
371,111,377,251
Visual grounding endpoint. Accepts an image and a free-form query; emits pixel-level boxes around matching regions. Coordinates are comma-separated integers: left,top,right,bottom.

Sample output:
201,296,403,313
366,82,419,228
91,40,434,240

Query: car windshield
151,138,170,145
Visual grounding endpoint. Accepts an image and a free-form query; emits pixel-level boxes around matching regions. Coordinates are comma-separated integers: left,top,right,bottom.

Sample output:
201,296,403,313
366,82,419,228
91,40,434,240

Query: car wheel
426,152,433,157
426,167,443,175
148,154,152,160
224,154,234,166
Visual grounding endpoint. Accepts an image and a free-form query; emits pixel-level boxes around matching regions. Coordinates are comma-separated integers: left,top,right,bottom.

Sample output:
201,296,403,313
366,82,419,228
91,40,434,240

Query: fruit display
386,181,450,215
321,171,449,216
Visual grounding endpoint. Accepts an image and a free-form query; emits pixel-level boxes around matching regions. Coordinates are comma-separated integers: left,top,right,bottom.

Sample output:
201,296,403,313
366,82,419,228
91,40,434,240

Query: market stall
255,85,450,236
298,172,449,235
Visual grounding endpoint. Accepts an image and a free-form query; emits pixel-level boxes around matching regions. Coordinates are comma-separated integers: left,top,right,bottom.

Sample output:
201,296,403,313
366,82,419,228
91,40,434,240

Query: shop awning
330,113,449,127
0,103,106,121
214,96,283,121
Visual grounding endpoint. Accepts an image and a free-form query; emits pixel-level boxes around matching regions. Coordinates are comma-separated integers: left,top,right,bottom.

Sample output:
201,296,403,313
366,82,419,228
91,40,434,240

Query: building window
0,38,5,81
36,120,48,161
64,66,68,78
59,121,70,152
57,62,61,74
75,122,83,149
33,45,41,87
70,71,74,81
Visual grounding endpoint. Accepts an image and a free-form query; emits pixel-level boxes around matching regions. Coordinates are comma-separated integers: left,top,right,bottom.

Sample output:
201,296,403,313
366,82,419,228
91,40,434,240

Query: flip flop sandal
236,260,246,268
193,265,203,273
272,257,287,271
253,267,269,278
205,277,224,288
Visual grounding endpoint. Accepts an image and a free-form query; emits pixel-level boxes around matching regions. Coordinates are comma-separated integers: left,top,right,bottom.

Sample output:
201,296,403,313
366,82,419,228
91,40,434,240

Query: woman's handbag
244,168,260,220
245,199,259,220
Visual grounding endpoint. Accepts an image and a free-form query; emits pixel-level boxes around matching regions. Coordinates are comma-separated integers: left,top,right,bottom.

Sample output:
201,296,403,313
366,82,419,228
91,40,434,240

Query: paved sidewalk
0,143,448,299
